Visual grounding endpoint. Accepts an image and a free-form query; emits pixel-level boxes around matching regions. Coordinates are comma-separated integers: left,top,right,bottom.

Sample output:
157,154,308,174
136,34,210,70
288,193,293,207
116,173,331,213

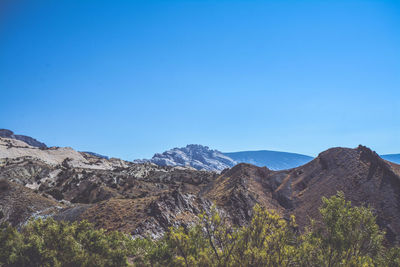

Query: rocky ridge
0,141,217,237
135,144,237,172
381,154,400,164
1,132,400,245
136,144,314,172
136,144,400,171
207,146,400,245
0,138,128,170
0,129,47,148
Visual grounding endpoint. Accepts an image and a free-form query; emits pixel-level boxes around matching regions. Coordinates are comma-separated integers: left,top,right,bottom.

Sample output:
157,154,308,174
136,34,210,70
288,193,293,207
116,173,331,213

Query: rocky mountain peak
137,144,237,172
2,137,400,244
0,129,13,136
315,145,392,172
0,129,47,148
357,144,383,163
185,144,210,150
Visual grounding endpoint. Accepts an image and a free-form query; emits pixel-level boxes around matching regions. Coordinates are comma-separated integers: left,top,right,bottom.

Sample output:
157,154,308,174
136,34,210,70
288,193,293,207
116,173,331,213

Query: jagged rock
0,180,61,226
135,144,237,172
2,139,400,245
0,129,47,148
0,138,129,170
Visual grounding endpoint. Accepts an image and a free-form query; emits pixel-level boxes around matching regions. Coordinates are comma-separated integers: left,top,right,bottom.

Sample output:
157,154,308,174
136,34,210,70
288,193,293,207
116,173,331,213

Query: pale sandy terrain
0,138,128,170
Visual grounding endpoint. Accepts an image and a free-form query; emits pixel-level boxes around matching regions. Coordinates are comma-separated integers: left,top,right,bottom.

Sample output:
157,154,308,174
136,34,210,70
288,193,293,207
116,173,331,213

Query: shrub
1,192,399,267
0,219,134,267
299,192,386,266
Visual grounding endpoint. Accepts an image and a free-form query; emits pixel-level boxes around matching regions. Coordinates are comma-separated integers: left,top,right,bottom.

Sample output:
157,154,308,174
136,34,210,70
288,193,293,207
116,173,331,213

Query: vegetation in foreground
0,192,399,267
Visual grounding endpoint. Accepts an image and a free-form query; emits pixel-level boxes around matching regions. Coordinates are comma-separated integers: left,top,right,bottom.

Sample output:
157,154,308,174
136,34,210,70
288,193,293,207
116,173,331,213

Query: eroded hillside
1,136,400,245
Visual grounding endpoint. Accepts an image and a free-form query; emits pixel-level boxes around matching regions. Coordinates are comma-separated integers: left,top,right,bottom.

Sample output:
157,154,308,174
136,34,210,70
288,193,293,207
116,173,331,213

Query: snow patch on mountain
135,144,236,172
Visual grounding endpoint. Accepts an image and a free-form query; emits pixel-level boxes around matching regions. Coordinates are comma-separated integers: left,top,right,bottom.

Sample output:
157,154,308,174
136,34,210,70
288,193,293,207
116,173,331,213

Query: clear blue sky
1,0,399,160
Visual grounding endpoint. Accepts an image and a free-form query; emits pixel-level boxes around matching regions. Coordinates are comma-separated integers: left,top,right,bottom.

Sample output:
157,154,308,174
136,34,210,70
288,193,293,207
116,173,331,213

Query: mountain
0,179,59,226
0,137,129,170
136,144,313,172
138,144,399,172
381,154,400,164
223,150,313,170
135,144,237,172
1,131,400,244
206,145,400,244
0,129,112,160
2,136,400,244
278,145,400,245
0,129,47,148
0,137,217,237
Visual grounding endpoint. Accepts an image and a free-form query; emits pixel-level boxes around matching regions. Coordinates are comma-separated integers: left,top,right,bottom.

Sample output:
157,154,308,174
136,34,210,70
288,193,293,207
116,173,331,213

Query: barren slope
2,140,400,244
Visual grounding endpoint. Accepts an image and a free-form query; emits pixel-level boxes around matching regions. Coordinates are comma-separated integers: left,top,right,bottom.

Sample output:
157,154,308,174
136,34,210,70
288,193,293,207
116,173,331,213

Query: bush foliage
1,192,399,266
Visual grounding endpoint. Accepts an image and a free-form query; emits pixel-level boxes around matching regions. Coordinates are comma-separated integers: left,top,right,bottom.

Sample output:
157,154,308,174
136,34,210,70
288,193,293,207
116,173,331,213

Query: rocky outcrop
0,149,217,236
136,145,315,171
0,129,47,148
136,144,237,172
2,140,400,245
135,144,399,171
275,145,400,244
0,138,129,170
0,179,61,226
203,146,400,245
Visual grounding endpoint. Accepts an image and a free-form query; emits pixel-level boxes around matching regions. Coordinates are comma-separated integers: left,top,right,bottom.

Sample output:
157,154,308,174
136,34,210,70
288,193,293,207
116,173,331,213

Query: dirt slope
2,141,400,244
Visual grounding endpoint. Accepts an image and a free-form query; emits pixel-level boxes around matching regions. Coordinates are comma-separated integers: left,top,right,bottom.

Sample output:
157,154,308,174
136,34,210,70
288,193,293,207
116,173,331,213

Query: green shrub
0,219,134,267
1,192,399,267
299,192,386,266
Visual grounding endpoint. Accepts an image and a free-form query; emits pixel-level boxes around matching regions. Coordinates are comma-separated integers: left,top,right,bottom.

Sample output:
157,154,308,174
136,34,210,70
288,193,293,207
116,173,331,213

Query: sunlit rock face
0,129,47,148
2,132,400,245
135,144,237,172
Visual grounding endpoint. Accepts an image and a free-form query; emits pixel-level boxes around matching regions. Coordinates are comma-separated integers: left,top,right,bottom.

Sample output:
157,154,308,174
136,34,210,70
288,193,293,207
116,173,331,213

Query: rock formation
0,129,47,148
135,144,237,172
1,134,400,245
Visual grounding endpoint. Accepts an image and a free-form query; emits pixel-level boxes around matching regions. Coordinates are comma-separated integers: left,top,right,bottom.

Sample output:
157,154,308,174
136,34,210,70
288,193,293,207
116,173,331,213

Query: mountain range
135,145,314,171
0,129,47,148
382,154,400,164
137,143,400,172
134,144,237,172
224,150,313,170
1,130,400,245
3,129,399,170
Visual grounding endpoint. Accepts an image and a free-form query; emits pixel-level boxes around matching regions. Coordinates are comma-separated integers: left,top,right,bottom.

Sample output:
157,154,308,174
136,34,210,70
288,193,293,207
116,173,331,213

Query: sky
1,0,399,160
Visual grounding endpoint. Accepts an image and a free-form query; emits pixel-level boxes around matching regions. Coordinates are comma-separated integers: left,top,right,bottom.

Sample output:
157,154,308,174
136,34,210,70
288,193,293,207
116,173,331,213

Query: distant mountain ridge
1,129,399,170
137,144,314,171
135,144,237,172
0,129,47,148
223,150,313,170
135,144,400,172
381,154,400,165
2,129,400,243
